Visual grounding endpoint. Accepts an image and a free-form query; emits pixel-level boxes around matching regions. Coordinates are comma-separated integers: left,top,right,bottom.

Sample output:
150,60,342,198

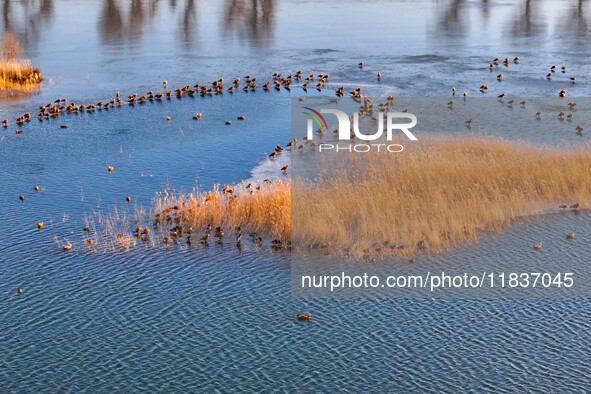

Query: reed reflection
0,0,54,51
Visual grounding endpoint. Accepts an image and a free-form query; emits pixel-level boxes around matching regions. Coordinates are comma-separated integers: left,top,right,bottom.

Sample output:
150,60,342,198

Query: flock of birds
0,70,339,130
5,69,366,256
446,56,585,136
6,57,588,265
8,56,589,323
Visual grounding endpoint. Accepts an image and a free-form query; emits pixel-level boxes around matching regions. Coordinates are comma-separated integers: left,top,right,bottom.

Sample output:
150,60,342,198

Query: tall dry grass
292,137,591,257
150,136,591,257
0,32,42,91
153,181,291,241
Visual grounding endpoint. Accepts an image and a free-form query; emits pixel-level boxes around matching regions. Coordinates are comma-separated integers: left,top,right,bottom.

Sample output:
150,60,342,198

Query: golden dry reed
154,182,291,240
151,136,591,258
0,32,42,91
292,136,591,257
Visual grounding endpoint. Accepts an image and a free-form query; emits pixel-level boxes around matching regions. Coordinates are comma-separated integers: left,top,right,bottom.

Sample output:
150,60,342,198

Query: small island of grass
0,32,42,92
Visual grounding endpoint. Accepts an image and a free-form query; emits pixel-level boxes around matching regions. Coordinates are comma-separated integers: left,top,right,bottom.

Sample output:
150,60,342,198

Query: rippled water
1,0,591,391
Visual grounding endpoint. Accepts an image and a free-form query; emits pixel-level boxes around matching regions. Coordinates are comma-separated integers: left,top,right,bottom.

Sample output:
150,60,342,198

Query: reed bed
0,59,42,91
153,182,291,241
292,136,591,257
0,33,42,91
124,136,591,258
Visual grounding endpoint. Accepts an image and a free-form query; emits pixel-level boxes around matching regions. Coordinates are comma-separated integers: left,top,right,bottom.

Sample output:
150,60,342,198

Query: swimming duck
38,222,44,229
534,243,542,250
570,202,580,209
237,116,245,120
559,204,567,209
126,196,131,202
34,186,39,191
567,233,575,239
108,166,114,172
63,245,72,251
19,195,24,201
297,314,311,321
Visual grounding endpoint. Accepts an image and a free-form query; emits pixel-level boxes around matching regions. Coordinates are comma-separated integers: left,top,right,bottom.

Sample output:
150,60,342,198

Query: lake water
1,0,591,391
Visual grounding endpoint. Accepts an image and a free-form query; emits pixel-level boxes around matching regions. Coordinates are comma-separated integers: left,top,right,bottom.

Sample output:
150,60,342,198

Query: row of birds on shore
0,70,343,129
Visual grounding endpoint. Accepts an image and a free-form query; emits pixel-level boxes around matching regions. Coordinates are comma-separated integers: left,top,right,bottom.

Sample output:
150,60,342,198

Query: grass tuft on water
0,33,42,92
